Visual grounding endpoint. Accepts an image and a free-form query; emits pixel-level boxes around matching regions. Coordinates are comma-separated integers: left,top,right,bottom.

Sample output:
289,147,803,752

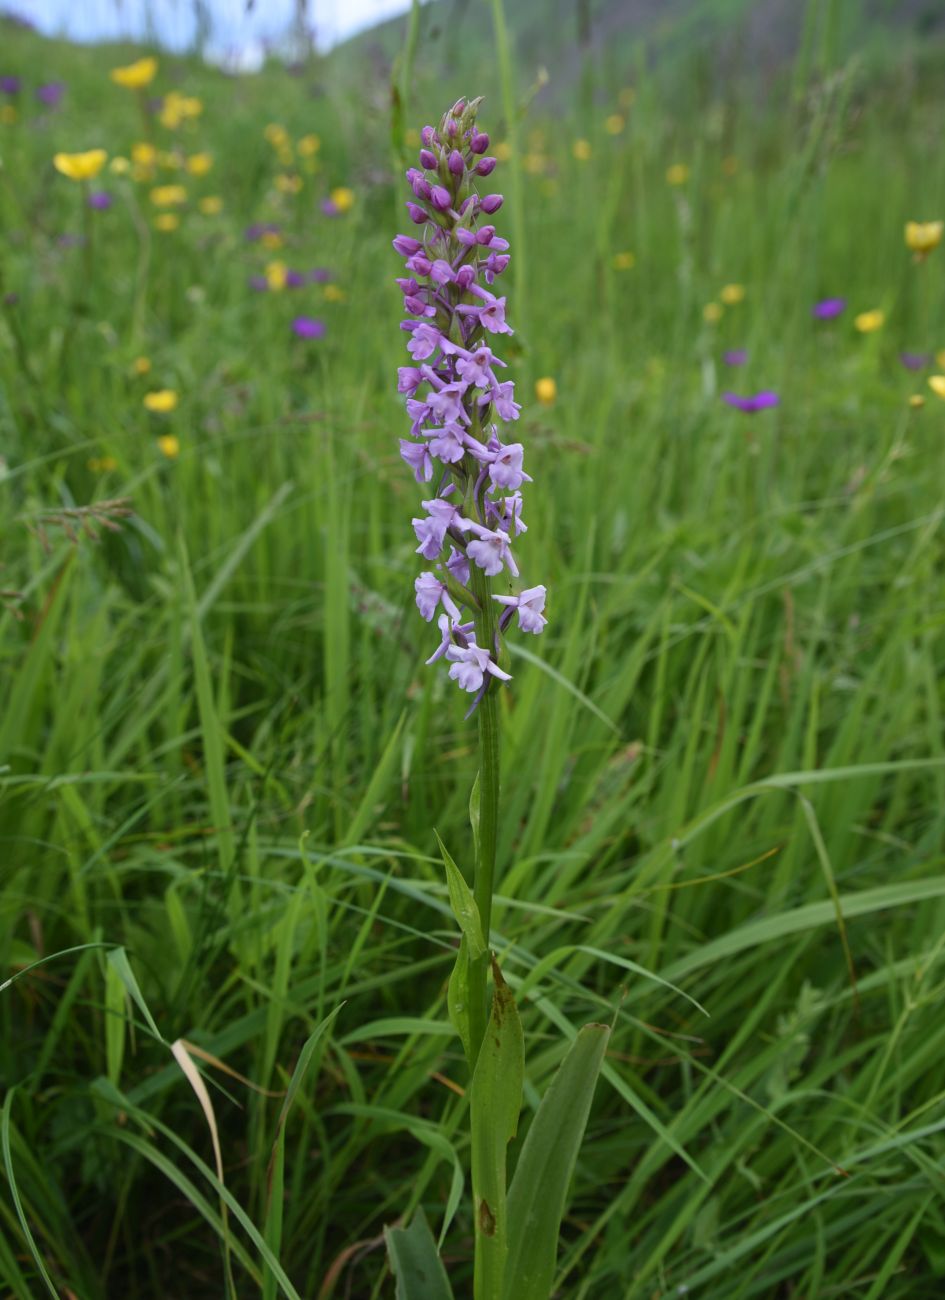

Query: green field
3,2,945,1296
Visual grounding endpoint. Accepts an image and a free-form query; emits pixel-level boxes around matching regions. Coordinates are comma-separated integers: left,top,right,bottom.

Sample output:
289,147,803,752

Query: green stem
468,558,501,1066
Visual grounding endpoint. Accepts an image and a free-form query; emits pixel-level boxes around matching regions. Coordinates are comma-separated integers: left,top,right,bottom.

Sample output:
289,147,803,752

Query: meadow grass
2,6,945,1296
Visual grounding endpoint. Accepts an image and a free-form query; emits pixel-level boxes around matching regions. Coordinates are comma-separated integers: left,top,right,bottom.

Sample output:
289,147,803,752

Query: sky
15,0,416,58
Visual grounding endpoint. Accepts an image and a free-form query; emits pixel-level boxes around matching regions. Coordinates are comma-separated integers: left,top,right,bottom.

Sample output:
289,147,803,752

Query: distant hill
328,0,945,110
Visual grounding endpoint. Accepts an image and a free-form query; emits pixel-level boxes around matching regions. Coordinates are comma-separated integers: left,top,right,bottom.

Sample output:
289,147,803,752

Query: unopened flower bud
480,193,503,214
393,235,422,257
451,98,466,116
470,130,489,154
476,224,496,244
455,264,475,289
406,201,428,224
475,156,497,176
419,148,437,170
420,125,436,146
448,149,465,176
430,185,452,211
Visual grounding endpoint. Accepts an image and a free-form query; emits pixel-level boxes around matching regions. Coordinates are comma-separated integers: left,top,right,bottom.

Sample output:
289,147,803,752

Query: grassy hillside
2,3,945,1297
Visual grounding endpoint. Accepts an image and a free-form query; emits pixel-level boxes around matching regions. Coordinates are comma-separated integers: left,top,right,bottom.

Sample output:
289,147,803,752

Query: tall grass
2,7,945,1296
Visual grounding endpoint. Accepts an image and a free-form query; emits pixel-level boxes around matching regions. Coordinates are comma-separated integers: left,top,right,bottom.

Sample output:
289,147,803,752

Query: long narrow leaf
469,960,524,1300
384,1207,455,1300
504,1023,610,1300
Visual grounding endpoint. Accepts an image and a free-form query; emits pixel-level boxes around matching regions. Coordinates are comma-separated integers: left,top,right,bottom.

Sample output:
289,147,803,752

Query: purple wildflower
245,222,281,242
723,349,748,366
723,390,780,413
292,316,326,339
493,585,547,634
1,76,21,95
285,270,306,288
321,197,341,217
248,275,269,292
87,191,112,210
447,641,512,693
900,352,931,372
393,98,545,698
309,267,333,283
36,81,65,107
813,297,846,320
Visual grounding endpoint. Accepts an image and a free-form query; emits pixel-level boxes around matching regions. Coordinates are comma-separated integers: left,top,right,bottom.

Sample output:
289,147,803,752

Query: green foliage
2,4,945,1298
385,1207,455,1300
504,1022,610,1300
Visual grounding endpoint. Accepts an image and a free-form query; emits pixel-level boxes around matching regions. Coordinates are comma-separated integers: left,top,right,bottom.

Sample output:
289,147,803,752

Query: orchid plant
384,97,610,1300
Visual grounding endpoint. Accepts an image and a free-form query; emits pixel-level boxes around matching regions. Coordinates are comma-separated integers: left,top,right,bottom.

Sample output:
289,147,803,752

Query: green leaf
470,959,524,1300
384,1206,455,1300
104,959,127,1087
1,1088,60,1300
435,830,486,959
503,1023,610,1300
469,771,481,864
106,947,165,1043
447,936,473,1065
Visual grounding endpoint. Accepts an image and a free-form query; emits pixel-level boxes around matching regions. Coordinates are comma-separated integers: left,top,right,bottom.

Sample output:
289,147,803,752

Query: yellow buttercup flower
854,309,885,333
154,213,180,231
160,91,202,130
109,156,130,175
909,394,926,409
523,153,547,176
298,133,321,157
572,139,592,161
276,173,303,194
928,375,945,400
150,184,187,207
535,376,557,405
132,141,157,166
133,356,152,375
703,302,723,324
265,260,288,291
110,57,158,90
157,435,180,459
264,123,289,148
329,186,355,213
144,389,178,413
186,152,213,176
936,349,945,370
613,251,636,271
1,105,17,125
199,195,223,215
494,141,512,162
323,284,347,303
88,455,119,472
261,230,283,250
404,127,420,148
905,221,943,255
53,149,108,182
720,283,745,305
666,163,689,186
604,114,625,135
